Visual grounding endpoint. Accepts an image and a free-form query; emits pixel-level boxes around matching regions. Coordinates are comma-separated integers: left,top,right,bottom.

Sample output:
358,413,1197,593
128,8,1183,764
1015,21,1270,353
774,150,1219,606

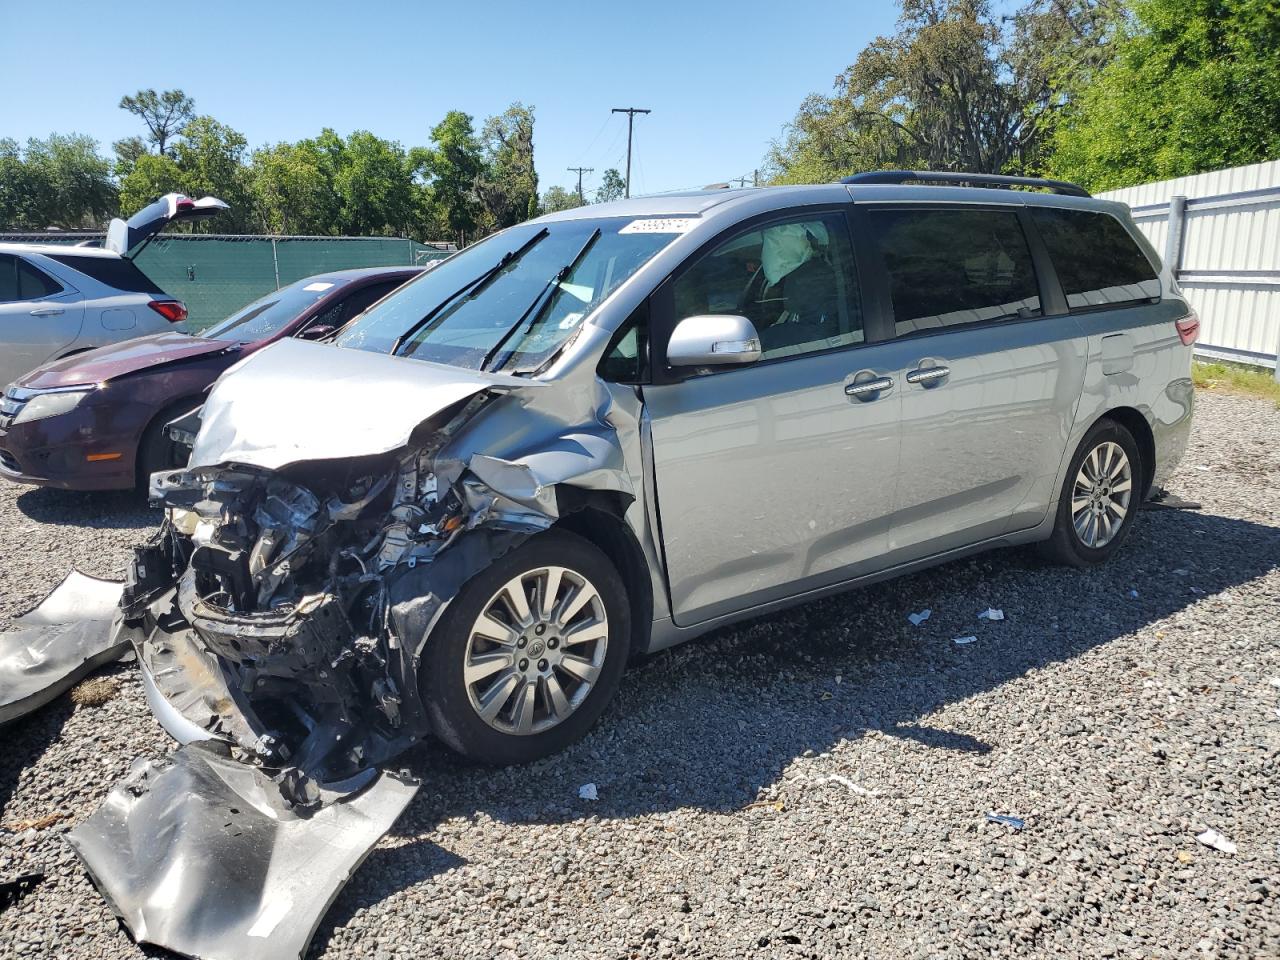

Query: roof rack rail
840,170,1091,198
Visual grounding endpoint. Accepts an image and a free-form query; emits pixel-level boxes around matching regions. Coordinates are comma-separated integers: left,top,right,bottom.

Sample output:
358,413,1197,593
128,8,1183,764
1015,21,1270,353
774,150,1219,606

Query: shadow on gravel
14,487,156,529
0,698,75,819
308,507,1280,945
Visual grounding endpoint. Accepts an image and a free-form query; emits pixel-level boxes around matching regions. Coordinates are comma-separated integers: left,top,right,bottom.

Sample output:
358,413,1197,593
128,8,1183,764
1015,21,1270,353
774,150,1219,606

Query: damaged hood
191,338,545,471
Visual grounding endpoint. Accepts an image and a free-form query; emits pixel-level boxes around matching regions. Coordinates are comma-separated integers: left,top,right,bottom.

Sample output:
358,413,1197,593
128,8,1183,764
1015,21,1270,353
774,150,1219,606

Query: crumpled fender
0,571,128,725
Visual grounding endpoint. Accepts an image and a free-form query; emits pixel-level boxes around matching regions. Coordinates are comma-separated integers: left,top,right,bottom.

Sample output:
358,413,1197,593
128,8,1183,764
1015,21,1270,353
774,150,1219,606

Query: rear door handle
905,364,950,386
844,375,894,400
29,306,65,317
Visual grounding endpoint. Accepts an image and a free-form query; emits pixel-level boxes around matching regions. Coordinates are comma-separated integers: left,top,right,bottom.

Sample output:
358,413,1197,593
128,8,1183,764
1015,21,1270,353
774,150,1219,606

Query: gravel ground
2,391,1278,960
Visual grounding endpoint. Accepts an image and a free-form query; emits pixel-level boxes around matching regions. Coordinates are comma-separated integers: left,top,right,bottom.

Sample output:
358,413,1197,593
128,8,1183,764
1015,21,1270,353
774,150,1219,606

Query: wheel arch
134,394,205,484
554,496,654,661
1094,406,1156,500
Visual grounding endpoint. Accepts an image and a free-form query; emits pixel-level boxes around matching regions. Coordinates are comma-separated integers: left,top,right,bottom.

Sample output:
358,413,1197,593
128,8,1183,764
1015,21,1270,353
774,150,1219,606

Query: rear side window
1030,208,1160,308
47,253,167,295
0,254,63,301
868,209,1042,336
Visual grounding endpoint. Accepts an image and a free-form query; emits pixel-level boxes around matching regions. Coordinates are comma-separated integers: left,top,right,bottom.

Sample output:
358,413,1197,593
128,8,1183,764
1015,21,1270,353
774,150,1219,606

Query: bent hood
191,338,543,471
20,332,236,389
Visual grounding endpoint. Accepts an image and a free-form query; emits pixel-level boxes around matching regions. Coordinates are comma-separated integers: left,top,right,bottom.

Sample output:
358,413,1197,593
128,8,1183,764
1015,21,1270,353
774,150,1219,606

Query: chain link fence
1,233,452,331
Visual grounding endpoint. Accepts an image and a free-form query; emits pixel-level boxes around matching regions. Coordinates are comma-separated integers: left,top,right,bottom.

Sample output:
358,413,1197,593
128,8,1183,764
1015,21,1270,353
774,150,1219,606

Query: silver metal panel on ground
66,742,419,960
0,571,126,724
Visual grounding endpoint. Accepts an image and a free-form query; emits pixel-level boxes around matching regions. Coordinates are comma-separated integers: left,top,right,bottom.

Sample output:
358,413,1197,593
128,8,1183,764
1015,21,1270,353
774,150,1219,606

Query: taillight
148,300,188,323
1175,310,1200,346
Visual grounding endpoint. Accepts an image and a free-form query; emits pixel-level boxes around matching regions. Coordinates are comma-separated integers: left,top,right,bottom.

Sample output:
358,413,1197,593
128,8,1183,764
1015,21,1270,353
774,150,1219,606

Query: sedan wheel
463,565,609,736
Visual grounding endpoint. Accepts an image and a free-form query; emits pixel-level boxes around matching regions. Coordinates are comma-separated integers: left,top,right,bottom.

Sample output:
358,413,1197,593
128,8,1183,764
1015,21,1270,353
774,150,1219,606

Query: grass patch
1192,361,1280,407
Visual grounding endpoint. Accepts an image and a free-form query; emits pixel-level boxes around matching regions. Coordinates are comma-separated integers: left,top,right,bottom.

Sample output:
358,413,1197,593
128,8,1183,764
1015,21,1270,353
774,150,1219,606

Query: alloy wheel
463,565,609,736
1071,440,1133,548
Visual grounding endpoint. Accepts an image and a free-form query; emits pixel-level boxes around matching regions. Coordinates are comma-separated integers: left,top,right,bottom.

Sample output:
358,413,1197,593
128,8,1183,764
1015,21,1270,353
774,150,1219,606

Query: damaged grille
0,386,29,431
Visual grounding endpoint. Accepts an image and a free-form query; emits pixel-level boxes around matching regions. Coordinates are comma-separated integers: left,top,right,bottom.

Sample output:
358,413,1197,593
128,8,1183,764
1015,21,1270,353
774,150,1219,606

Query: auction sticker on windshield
619,218,697,234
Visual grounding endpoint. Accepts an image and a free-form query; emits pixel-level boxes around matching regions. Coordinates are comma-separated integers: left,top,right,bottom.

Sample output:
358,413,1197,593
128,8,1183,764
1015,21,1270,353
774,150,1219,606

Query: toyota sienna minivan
7,173,1198,954
102,172,1194,796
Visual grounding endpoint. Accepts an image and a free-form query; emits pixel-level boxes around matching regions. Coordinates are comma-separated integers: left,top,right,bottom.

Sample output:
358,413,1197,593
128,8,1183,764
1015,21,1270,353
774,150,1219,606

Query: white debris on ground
1,391,1279,959
907,609,931,626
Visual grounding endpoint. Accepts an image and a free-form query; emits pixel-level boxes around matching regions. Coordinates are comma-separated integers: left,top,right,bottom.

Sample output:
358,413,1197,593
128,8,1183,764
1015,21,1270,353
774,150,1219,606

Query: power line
567,166,594,202
610,107,651,199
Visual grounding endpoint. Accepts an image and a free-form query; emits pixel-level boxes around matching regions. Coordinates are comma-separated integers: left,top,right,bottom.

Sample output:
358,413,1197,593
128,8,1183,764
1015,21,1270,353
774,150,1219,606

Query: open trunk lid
105,193,229,258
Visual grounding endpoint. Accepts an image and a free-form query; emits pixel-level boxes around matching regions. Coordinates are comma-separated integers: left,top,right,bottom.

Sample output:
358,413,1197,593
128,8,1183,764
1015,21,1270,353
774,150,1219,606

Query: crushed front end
119,396,552,808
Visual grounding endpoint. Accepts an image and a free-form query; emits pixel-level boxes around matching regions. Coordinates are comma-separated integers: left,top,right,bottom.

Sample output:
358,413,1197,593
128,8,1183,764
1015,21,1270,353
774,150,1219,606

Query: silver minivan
109,172,1195,784
8,173,1197,955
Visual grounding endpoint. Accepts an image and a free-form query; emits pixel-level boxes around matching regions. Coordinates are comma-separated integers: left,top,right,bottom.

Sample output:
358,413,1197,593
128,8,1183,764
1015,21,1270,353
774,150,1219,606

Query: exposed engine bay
119,395,554,808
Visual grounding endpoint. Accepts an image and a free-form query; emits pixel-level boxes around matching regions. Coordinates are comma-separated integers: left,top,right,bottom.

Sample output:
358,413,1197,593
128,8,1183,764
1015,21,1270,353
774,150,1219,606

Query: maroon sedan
0,266,424,491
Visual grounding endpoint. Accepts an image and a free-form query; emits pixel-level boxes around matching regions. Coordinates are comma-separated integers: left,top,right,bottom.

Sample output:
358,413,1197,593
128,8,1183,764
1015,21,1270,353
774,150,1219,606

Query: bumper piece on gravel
0,571,128,724
66,741,419,960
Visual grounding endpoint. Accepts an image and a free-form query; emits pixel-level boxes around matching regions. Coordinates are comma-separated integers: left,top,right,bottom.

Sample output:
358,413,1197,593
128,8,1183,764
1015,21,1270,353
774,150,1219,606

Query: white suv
0,193,226,388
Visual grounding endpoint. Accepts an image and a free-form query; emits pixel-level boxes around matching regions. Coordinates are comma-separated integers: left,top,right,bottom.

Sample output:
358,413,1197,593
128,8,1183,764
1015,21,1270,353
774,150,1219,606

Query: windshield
333,218,681,372
201,277,348,341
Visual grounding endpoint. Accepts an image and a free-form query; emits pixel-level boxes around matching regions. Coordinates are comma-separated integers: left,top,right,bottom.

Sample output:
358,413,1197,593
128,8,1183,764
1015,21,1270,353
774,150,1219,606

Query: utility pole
611,107,651,198
567,166,594,203
730,175,750,188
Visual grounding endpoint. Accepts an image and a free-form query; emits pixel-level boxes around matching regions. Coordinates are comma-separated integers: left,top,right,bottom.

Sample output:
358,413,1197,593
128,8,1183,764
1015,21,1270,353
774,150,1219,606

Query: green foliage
0,134,117,228
118,88,196,156
117,153,185,217
475,103,538,231
412,111,485,244
1046,0,1280,190
250,140,334,234
539,185,583,214
594,168,626,203
765,0,1118,183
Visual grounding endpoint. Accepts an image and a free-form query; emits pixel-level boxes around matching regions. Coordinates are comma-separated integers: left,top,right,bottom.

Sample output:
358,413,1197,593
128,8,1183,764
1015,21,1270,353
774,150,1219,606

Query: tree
173,117,255,230
117,153,185,218
540,185,583,214
1045,0,1280,190
111,136,149,178
0,134,117,229
594,168,626,203
411,110,484,245
250,140,334,234
118,88,196,156
331,131,416,236
475,103,538,231
764,0,1117,183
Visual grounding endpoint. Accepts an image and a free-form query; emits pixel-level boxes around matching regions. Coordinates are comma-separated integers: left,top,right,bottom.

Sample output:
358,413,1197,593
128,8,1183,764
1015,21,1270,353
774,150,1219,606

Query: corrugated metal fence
1099,160,1280,376
0,233,452,331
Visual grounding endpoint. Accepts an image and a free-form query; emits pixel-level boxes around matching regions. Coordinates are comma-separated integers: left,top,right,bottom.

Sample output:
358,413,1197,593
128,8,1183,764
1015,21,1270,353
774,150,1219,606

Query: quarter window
0,254,63,302
1030,208,1160,308
868,209,1042,335
672,212,864,361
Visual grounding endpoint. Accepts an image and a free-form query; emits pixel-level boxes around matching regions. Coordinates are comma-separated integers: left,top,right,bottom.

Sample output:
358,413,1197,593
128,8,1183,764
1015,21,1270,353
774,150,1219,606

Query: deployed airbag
0,571,127,724
66,741,420,960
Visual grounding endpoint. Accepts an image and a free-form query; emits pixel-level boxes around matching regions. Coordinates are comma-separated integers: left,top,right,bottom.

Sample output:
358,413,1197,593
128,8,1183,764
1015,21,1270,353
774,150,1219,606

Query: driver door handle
30,306,65,317
905,364,950,385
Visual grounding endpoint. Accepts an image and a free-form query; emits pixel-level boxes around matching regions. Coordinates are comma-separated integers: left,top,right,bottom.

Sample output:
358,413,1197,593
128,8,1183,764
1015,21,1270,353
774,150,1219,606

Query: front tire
420,529,630,764
1039,418,1142,567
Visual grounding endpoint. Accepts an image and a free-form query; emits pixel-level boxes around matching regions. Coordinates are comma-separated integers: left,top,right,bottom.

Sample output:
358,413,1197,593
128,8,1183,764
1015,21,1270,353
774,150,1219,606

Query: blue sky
1,0,901,197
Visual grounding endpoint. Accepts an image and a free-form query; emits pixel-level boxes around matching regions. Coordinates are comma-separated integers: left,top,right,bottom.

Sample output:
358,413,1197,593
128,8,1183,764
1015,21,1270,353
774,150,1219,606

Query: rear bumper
0,413,138,490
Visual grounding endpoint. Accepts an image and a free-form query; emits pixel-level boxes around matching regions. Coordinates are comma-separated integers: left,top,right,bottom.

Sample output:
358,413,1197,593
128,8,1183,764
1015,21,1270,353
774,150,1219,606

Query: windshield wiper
481,228,602,372
390,227,549,357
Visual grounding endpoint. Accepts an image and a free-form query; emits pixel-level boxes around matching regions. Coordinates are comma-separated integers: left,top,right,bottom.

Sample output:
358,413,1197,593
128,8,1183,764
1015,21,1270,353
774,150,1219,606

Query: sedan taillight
1175,310,1200,346
148,300,188,323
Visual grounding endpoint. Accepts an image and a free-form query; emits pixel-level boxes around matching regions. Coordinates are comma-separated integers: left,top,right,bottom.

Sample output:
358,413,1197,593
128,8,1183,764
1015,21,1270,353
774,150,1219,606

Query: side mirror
666,314,762,367
298,324,336,342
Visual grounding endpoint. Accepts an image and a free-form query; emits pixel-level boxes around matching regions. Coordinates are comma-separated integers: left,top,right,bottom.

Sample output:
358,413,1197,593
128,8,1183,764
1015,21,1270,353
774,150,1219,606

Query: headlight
12,389,93,424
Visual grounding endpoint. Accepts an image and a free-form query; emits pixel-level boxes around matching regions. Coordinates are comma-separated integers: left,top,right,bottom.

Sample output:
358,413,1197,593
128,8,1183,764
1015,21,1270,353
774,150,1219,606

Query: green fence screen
1,233,451,332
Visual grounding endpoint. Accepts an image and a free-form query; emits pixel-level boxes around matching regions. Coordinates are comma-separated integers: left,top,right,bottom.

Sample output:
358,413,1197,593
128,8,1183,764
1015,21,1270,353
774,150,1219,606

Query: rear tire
1039,418,1143,567
420,529,630,765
